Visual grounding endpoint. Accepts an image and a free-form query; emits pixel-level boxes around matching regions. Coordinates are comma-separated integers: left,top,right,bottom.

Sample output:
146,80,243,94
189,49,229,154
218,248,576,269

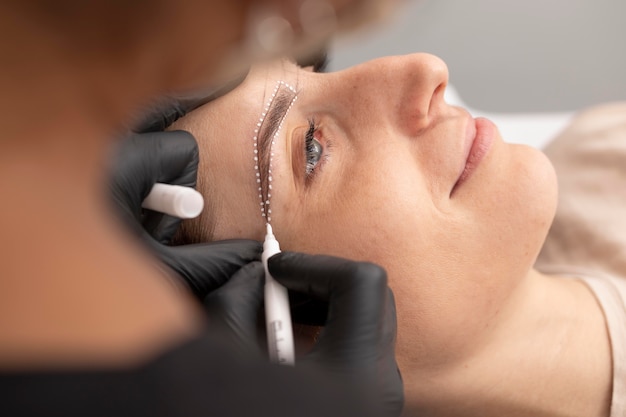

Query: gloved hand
108,130,261,298
269,251,404,416
109,130,403,414
203,250,404,416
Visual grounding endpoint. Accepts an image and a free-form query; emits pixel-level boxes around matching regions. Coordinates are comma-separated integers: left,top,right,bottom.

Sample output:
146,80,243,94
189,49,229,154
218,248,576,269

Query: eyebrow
257,87,298,218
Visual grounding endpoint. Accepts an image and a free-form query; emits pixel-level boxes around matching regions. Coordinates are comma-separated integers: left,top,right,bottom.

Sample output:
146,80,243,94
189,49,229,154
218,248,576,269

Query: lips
451,117,495,195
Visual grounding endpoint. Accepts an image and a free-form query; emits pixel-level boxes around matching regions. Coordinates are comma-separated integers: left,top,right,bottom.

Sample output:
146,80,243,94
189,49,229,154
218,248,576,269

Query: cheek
420,144,558,337
475,143,557,267
271,142,558,366
436,144,558,301
277,141,557,288
277,151,433,265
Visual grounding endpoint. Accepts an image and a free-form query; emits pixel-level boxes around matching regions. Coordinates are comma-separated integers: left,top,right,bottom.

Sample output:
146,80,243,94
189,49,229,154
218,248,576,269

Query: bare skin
170,57,612,416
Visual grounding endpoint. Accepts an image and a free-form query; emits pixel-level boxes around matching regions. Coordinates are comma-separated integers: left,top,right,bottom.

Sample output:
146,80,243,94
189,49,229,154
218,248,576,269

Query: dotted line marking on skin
253,80,298,224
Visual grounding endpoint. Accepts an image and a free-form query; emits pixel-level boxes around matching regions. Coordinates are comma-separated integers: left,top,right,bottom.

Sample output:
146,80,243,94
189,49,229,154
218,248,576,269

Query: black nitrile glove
268,251,404,416
108,130,261,299
201,250,404,416
108,129,403,415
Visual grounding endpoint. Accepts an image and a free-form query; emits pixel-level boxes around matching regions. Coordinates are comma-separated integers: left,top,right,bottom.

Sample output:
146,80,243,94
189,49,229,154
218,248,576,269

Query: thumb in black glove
108,130,261,298
201,260,266,357
197,249,404,416
268,251,404,416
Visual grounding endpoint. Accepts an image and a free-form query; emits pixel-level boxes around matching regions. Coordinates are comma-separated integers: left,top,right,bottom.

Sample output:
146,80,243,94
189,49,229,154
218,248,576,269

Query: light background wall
328,0,626,112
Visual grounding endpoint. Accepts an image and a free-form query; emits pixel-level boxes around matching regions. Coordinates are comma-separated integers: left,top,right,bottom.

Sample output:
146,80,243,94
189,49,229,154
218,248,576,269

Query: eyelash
304,118,327,183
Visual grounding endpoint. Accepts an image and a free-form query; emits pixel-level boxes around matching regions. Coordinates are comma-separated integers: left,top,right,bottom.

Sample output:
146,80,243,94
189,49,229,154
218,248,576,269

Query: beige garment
536,102,626,417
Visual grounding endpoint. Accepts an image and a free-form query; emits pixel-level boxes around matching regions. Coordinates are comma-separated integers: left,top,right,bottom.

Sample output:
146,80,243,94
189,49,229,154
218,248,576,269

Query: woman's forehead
188,58,308,171
242,60,302,91
206,61,301,137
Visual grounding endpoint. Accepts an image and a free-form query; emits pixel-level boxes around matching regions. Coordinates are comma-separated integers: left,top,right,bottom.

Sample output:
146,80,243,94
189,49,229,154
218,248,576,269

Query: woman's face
171,54,557,368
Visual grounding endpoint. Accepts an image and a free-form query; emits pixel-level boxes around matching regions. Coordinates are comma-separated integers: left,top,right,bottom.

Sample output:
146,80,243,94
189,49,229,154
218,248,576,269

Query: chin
508,144,558,266
533,153,558,261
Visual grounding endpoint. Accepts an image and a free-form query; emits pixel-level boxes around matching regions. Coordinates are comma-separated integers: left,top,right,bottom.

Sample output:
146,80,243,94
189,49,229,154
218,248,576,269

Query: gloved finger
379,288,404,414
268,251,388,313
288,291,328,326
110,131,199,206
268,251,388,363
138,130,199,188
108,130,200,244
141,210,181,245
203,261,265,357
154,239,262,297
269,251,403,416
133,131,199,243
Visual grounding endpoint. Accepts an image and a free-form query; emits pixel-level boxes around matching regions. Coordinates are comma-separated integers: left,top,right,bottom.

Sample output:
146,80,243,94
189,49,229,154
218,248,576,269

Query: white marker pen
141,183,204,219
262,223,295,365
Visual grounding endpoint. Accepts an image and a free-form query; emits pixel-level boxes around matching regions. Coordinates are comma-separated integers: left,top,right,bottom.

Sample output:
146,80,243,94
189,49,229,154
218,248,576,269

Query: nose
333,53,449,137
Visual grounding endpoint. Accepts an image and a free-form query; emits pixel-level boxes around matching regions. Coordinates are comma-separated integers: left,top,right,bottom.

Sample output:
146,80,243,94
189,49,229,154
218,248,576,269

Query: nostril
399,102,431,137
428,80,448,114
388,54,449,136
433,80,448,102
